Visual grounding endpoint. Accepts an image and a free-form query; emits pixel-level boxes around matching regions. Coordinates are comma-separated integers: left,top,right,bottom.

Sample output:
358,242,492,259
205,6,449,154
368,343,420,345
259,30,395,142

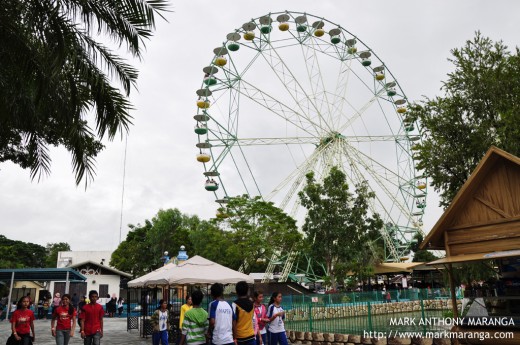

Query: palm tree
0,0,168,185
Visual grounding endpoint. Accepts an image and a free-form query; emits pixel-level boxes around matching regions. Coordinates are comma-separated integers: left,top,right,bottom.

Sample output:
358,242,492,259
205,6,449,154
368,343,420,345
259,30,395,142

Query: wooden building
420,146,520,344
421,146,520,261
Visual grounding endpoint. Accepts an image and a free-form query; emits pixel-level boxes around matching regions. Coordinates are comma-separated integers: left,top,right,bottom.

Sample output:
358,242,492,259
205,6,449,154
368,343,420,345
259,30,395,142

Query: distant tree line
0,236,70,269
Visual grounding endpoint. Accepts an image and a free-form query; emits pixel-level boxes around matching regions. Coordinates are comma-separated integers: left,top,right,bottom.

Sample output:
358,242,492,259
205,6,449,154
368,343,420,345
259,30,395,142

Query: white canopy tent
127,255,254,288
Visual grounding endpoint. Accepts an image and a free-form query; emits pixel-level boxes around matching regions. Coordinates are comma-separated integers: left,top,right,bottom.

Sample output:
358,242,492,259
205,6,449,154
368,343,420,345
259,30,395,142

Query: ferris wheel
194,11,427,266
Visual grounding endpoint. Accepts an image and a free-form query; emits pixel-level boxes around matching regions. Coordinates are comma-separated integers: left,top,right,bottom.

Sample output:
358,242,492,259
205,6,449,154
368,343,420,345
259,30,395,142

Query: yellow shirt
179,304,192,328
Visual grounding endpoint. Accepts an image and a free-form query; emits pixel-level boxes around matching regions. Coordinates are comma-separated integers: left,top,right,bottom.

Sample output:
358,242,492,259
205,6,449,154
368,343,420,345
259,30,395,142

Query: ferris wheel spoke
232,142,263,197
259,40,334,134
337,142,401,261
235,79,327,135
299,40,333,130
337,91,383,134
207,137,318,147
347,135,409,142
330,59,353,129
266,143,326,202
344,142,414,221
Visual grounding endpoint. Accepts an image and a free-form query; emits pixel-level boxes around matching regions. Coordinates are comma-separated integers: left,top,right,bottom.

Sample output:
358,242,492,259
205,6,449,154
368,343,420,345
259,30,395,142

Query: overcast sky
1,0,519,252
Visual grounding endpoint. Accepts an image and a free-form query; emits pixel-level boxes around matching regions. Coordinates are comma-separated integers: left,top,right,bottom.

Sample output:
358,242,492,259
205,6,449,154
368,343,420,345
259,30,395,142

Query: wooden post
447,263,458,318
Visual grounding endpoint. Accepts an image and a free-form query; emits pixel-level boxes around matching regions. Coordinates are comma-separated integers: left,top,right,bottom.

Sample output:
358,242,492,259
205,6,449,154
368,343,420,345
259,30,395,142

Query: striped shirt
182,307,209,345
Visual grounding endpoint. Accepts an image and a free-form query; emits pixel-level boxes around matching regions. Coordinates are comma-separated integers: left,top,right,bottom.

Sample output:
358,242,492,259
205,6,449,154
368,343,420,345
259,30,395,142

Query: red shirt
53,305,77,330
80,303,104,335
11,309,35,334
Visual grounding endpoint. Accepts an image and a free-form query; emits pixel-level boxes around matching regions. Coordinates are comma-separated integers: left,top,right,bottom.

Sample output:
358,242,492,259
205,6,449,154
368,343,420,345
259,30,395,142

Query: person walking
266,292,288,345
106,296,117,318
209,283,234,345
253,291,268,345
117,297,124,317
80,290,104,345
52,293,62,314
179,295,193,330
71,293,80,310
10,296,36,345
150,299,170,345
232,281,255,345
180,290,208,345
51,293,77,345
43,296,51,320
77,296,87,327
37,299,44,320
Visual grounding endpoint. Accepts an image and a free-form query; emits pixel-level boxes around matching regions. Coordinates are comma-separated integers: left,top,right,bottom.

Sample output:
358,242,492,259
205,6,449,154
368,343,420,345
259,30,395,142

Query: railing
280,288,455,307
284,299,457,335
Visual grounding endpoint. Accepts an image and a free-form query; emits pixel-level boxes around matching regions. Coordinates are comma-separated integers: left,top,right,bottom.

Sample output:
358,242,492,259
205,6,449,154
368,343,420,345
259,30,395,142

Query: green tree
147,209,197,259
408,32,520,207
409,233,438,263
110,221,155,277
212,195,302,272
0,0,168,185
110,208,198,276
189,221,237,268
44,242,71,268
298,166,384,289
0,235,47,268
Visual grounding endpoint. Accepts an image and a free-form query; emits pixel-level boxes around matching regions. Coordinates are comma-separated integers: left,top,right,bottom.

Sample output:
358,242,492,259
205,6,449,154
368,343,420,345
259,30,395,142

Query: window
99,284,109,297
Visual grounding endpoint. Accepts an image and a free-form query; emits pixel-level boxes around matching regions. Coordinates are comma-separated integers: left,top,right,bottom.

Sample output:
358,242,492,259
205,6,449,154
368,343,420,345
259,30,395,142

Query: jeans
269,332,288,345
56,330,71,345
152,330,168,345
84,332,101,345
18,333,33,345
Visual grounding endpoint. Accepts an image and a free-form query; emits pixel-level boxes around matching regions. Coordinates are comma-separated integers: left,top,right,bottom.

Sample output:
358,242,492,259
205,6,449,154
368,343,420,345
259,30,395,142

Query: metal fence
282,289,458,335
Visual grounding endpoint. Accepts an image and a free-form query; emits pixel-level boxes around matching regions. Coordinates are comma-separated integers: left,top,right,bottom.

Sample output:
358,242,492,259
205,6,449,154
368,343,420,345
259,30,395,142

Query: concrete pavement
0,317,150,345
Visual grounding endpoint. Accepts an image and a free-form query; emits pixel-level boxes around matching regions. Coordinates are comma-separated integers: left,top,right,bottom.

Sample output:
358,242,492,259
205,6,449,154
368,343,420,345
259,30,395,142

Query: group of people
9,290,106,345
150,281,288,345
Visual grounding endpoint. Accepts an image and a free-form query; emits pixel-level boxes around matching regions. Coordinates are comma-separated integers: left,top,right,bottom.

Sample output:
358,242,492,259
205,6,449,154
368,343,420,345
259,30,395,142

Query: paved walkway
0,317,150,345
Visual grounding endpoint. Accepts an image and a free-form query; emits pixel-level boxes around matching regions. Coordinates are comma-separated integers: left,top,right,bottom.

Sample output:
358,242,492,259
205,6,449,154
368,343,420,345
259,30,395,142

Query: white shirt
267,305,285,333
209,300,234,345
159,310,168,331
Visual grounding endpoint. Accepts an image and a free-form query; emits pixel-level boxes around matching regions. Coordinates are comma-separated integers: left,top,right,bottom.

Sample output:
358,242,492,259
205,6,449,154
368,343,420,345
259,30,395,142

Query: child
232,281,255,345
150,299,170,345
253,291,268,345
80,290,104,345
267,292,287,345
51,293,77,345
180,290,208,345
10,296,36,344
209,283,234,345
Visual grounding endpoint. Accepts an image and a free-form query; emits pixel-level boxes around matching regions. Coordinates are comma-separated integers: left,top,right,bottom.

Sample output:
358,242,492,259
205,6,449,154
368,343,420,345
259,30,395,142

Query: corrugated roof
0,268,86,282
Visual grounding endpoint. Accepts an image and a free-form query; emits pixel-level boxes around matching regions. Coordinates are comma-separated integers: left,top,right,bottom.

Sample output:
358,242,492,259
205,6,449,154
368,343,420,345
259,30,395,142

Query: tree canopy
110,208,198,276
408,32,520,207
210,195,302,272
110,198,302,276
0,235,69,269
0,0,168,185
298,166,384,289
44,242,71,268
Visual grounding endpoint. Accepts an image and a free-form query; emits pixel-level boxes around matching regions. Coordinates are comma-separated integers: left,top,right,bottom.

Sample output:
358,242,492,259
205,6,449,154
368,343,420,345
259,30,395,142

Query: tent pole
447,263,458,318
6,271,15,318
